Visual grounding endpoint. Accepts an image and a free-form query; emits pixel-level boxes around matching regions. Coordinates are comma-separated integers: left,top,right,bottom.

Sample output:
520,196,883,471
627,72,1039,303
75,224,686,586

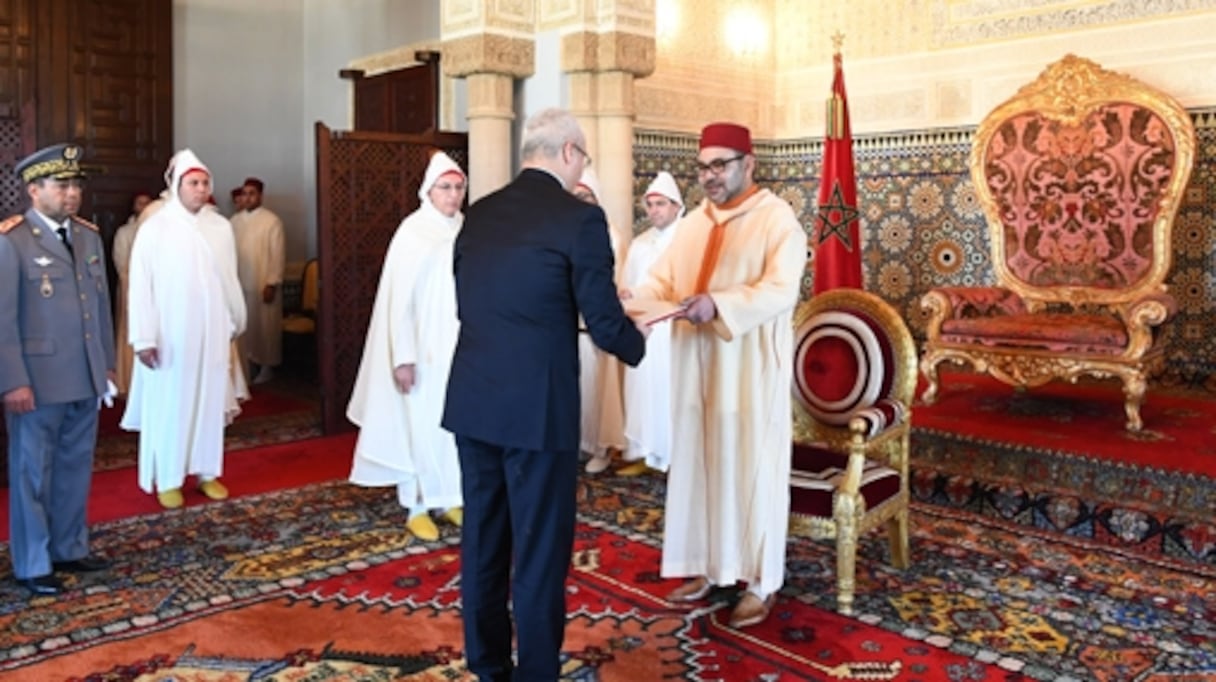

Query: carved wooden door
37,0,174,234
344,52,440,134
314,123,468,434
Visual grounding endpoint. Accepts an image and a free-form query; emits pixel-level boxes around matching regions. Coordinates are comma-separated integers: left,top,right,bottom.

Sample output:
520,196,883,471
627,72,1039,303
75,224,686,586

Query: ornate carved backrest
973,55,1195,309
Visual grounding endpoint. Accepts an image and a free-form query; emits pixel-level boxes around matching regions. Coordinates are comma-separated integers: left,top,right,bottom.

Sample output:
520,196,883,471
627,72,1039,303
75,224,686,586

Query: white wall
174,0,441,261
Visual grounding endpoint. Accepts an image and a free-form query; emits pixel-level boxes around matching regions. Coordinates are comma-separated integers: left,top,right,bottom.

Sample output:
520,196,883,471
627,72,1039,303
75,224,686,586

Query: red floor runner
0,432,356,542
915,371,1216,476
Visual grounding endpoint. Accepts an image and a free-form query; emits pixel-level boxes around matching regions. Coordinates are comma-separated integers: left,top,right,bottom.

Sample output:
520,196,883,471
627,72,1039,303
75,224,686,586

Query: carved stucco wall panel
538,0,655,33
442,34,535,78
642,0,1216,137
443,0,535,38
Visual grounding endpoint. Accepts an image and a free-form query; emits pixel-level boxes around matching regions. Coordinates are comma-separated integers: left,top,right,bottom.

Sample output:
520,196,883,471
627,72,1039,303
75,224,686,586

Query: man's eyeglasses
571,142,593,168
695,155,744,175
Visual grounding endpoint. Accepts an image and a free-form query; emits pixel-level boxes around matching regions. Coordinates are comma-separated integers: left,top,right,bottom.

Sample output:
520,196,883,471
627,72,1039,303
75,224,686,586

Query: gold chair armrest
1119,293,1176,357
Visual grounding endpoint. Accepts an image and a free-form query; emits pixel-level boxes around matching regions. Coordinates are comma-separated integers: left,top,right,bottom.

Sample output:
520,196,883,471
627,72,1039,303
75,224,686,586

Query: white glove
101,378,118,408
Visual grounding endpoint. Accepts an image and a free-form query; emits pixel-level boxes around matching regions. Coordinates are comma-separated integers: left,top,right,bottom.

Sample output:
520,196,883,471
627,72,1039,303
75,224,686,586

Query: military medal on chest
33,255,54,297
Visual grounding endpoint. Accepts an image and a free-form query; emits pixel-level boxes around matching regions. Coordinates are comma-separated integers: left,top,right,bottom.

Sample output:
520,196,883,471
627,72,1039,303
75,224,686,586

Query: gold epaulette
0,214,24,235
71,215,100,232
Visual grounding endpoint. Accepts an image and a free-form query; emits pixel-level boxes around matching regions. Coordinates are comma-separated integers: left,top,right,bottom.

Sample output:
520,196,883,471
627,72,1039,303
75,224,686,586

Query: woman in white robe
122,149,247,509
347,152,467,541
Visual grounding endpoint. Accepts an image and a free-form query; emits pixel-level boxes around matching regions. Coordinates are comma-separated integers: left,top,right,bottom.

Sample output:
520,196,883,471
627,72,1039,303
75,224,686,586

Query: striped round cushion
793,307,898,430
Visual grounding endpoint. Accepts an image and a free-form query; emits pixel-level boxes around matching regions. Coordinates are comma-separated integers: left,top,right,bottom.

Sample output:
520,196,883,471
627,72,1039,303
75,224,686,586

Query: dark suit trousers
456,434,578,682
6,397,98,579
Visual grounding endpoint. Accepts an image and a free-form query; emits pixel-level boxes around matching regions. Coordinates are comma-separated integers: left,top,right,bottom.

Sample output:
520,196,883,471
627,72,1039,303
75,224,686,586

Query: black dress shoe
53,556,110,573
18,575,63,595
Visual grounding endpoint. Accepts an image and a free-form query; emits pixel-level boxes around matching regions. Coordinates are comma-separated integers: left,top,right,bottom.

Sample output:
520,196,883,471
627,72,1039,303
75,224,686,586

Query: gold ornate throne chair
789,289,916,615
920,55,1196,431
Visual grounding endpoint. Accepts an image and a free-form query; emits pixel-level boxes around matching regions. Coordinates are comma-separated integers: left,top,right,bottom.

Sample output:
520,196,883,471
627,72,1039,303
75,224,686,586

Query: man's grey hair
520,108,582,162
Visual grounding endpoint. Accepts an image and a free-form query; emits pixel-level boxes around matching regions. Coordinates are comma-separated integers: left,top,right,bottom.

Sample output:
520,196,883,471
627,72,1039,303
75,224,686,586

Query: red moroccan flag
812,49,863,293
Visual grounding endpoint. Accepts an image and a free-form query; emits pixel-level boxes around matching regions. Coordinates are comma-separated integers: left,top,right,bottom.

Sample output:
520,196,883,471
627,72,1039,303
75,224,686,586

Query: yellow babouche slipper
157,488,184,509
198,479,229,501
616,461,652,477
406,513,440,541
443,507,464,527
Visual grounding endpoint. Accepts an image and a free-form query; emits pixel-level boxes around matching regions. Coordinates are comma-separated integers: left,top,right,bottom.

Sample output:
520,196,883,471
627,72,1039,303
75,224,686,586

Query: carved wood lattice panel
315,125,468,433
0,118,25,215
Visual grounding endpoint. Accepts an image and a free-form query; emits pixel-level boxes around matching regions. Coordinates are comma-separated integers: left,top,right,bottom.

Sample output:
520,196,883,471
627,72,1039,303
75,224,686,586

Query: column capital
561,30,655,77
442,34,535,79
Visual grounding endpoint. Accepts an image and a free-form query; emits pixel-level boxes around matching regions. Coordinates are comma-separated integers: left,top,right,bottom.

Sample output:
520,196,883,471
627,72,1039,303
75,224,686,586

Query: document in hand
624,299,686,326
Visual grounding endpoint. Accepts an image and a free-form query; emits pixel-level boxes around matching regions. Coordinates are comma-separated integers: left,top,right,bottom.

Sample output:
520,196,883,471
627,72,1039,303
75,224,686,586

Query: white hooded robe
122,149,247,493
346,153,465,512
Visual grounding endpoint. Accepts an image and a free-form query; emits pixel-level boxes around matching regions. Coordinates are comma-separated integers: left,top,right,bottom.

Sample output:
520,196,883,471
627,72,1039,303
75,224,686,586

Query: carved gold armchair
789,289,916,615
920,55,1196,431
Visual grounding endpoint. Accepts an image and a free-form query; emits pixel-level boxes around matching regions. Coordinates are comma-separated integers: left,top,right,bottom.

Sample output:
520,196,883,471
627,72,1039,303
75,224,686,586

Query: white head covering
417,151,466,229
644,171,685,218
166,148,213,211
576,167,602,203
418,151,465,203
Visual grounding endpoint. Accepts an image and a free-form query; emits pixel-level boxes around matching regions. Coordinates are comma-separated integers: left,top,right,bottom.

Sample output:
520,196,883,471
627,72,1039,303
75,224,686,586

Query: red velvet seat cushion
941,312,1128,353
789,443,902,518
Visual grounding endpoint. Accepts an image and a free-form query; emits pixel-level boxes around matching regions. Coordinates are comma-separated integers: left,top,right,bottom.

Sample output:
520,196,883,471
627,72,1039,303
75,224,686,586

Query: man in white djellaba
617,171,685,477
630,122,806,630
347,151,468,542
572,167,630,475
122,149,247,510
233,177,286,385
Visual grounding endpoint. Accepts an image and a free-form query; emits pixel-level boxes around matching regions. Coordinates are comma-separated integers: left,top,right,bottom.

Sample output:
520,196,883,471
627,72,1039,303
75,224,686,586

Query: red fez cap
244,177,264,192
699,122,752,154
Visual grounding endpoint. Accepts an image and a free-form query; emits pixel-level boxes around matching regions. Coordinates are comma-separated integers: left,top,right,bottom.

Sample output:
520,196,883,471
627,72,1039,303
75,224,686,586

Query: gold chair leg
920,356,942,404
836,517,858,616
1122,373,1146,432
887,511,910,569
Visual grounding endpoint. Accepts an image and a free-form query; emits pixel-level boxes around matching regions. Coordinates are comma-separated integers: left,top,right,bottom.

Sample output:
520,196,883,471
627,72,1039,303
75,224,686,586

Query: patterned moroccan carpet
910,371,1216,566
2,371,1215,680
0,453,1213,681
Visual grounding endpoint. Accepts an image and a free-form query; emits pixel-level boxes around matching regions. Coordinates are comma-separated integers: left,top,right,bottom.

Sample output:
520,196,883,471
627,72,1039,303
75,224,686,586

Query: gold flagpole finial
831,31,845,54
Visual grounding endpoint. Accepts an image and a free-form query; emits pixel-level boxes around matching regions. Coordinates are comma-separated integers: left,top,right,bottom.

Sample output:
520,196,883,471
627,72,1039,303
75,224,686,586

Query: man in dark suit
443,108,647,681
0,143,116,595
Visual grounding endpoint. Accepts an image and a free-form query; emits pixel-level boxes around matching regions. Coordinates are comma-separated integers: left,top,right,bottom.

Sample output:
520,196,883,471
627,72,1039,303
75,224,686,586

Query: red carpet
915,370,1216,477
0,432,355,542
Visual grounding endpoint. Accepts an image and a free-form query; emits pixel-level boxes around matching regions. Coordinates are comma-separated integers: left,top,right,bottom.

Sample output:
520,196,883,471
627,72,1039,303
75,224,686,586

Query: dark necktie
57,225,73,258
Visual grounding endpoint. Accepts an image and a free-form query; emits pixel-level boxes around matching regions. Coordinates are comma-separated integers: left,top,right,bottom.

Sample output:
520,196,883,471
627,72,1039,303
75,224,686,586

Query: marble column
562,29,656,244
567,71,600,158
595,70,638,247
465,72,515,201
442,29,535,201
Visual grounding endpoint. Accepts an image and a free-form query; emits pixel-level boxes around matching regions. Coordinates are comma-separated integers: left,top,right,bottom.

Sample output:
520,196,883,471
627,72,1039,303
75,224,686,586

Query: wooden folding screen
314,123,469,434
